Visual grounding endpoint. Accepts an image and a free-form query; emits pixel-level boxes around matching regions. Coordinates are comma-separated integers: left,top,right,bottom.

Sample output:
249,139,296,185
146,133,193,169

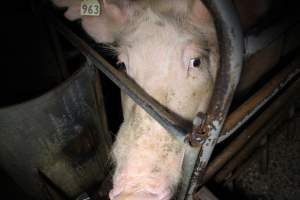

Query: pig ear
52,0,81,21
52,0,129,43
190,0,213,26
81,0,130,43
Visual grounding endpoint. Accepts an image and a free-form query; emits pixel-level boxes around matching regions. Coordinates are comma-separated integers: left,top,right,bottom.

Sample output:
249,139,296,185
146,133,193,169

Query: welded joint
188,112,225,147
188,112,208,147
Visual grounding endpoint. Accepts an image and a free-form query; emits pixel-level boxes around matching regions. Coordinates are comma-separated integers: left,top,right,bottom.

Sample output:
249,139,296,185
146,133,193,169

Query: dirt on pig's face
51,0,219,199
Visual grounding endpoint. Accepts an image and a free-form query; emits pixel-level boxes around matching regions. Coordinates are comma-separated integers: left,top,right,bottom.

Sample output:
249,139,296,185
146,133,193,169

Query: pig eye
189,57,201,68
117,62,126,72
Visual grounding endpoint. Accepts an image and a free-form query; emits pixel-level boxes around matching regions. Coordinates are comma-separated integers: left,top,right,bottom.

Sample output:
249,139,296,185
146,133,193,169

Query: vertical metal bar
178,0,244,199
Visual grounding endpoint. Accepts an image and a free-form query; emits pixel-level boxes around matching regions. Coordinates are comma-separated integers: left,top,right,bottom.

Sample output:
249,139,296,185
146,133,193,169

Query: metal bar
48,13,189,142
203,76,300,183
214,105,291,183
245,17,299,58
218,54,300,143
179,0,244,199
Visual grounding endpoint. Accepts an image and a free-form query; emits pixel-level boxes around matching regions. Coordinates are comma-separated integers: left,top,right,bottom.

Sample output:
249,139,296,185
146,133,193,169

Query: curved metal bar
178,0,244,199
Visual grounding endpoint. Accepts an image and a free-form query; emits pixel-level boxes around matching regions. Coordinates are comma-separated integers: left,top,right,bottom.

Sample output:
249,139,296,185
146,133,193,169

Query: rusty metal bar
245,17,298,58
48,13,189,142
203,75,300,183
218,55,300,143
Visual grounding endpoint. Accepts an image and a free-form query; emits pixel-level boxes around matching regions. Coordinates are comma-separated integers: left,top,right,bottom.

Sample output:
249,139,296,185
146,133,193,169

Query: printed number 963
81,0,101,16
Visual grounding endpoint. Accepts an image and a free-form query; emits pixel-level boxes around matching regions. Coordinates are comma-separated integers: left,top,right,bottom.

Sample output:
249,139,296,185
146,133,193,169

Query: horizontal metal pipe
203,74,300,183
218,55,300,143
215,106,289,183
49,14,189,142
245,17,299,58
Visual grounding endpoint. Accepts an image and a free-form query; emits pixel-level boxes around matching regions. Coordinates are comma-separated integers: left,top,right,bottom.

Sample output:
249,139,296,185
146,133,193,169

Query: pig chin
109,111,185,200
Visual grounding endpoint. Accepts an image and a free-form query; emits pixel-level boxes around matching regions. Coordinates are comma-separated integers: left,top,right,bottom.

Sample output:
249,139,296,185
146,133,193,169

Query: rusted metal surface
203,75,300,184
179,0,244,199
218,55,300,143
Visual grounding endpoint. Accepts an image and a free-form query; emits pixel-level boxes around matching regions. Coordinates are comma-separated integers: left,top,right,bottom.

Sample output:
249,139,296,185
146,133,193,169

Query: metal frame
45,0,300,199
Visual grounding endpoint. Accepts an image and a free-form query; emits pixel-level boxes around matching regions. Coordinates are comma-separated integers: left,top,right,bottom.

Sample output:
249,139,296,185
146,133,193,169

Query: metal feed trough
5,0,298,199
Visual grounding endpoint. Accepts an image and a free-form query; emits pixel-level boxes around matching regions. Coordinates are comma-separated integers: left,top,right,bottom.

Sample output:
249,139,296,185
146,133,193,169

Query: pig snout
109,169,175,200
109,179,173,200
110,191,171,200
109,112,185,200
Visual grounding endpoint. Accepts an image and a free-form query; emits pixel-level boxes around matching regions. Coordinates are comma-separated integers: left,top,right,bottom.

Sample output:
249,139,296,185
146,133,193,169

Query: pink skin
51,1,218,199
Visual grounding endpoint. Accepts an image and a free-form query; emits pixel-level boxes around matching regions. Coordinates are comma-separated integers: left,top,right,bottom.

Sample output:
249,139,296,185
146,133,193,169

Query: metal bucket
0,63,110,199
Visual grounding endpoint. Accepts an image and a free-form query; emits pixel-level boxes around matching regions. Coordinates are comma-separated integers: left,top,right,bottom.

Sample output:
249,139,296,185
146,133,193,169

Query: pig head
51,0,219,199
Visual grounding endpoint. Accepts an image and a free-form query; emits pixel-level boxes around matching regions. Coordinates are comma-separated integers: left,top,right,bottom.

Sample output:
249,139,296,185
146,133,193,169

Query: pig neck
112,106,186,198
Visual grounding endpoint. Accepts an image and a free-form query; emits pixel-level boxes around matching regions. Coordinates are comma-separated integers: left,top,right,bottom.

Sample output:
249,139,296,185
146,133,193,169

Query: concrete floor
234,105,300,200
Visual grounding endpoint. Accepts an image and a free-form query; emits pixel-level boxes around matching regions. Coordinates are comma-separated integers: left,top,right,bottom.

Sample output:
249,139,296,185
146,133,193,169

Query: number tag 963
81,0,101,16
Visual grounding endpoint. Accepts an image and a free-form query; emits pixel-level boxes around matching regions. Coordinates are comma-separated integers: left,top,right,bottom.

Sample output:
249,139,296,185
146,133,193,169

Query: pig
51,0,219,199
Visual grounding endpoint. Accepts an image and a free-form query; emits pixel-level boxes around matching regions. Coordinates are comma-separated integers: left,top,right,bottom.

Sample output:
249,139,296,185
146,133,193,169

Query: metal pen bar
218,54,300,143
203,75,300,183
49,14,189,142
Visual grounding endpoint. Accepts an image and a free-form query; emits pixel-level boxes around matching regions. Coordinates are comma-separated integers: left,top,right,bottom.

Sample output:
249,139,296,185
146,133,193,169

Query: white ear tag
81,0,101,16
